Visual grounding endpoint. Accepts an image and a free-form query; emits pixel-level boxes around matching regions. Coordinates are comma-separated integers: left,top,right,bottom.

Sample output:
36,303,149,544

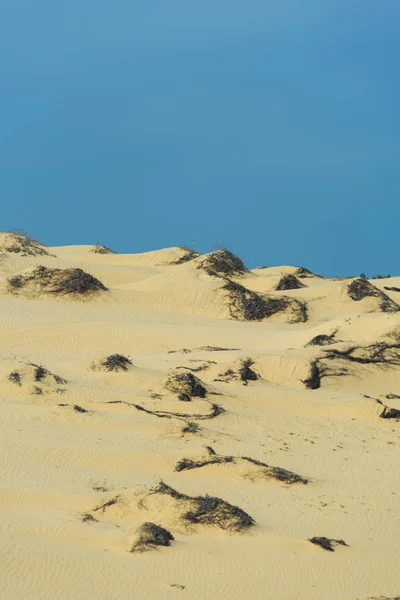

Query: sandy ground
1,235,399,600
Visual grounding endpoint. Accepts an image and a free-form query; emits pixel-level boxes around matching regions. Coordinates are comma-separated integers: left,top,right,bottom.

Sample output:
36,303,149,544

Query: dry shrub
309,537,348,552
347,278,398,312
223,280,307,323
276,274,305,291
198,249,248,277
8,266,108,296
130,522,174,553
91,245,115,254
0,231,50,256
165,372,207,398
100,354,132,372
153,481,255,532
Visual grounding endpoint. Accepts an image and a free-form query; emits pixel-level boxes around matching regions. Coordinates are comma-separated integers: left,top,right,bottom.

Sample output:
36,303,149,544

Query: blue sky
1,1,399,276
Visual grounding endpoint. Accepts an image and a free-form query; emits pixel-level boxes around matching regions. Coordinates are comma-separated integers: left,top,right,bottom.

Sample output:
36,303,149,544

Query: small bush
302,362,321,390
306,333,337,347
130,522,174,553
101,354,132,372
91,245,115,254
347,278,398,312
239,358,258,383
165,372,207,398
198,249,248,277
8,371,21,385
223,280,308,323
153,481,255,532
309,537,348,552
276,274,305,291
7,266,108,296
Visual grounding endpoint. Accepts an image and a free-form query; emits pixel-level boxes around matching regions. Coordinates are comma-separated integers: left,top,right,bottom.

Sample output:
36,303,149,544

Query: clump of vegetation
165,372,207,398
91,245,115,254
175,449,308,484
238,358,258,383
380,406,400,420
215,358,258,385
223,280,308,323
384,286,400,293
324,342,400,367
181,422,200,434
153,481,255,532
81,513,98,524
276,274,305,291
306,332,337,347
73,405,88,413
0,230,51,256
347,278,398,312
309,537,348,552
8,371,21,385
198,249,248,277
302,361,322,390
169,247,200,265
372,274,391,279
131,401,225,421
100,354,132,372
295,267,320,278
7,266,108,296
130,522,175,553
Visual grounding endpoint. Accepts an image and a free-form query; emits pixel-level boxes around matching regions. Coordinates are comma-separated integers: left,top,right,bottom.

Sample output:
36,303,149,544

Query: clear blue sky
1,1,399,276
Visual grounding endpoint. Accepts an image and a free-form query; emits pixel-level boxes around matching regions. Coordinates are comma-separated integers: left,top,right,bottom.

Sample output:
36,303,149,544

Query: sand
1,236,399,600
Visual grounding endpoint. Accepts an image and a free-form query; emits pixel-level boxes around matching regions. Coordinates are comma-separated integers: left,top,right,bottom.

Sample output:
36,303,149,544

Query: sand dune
1,233,399,599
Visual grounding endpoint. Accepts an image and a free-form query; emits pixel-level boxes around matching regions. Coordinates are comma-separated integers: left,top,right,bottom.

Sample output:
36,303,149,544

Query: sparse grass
309,537,348,552
130,522,174,553
153,481,255,532
276,274,305,291
169,247,200,265
295,267,320,278
81,513,98,524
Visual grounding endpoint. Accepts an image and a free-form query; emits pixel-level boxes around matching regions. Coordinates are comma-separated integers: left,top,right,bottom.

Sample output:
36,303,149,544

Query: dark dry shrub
302,361,321,390
101,354,132,372
198,249,248,277
175,452,308,484
2,231,50,256
223,280,308,323
73,405,88,413
165,372,207,398
153,481,255,532
307,333,337,347
309,537,348,552
239,358,258,383
181,422,200,434
384,286,400,293
91,245,115,254
34,366,47,381
380,406,400,420
8,266,108,296
178,393,191,402
131,522,174,553
8,371,21,385
324,342,400,367
295,267,320,278
7,275,24,289
169,247,200,265
347,278,398,312
275,274,305,291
